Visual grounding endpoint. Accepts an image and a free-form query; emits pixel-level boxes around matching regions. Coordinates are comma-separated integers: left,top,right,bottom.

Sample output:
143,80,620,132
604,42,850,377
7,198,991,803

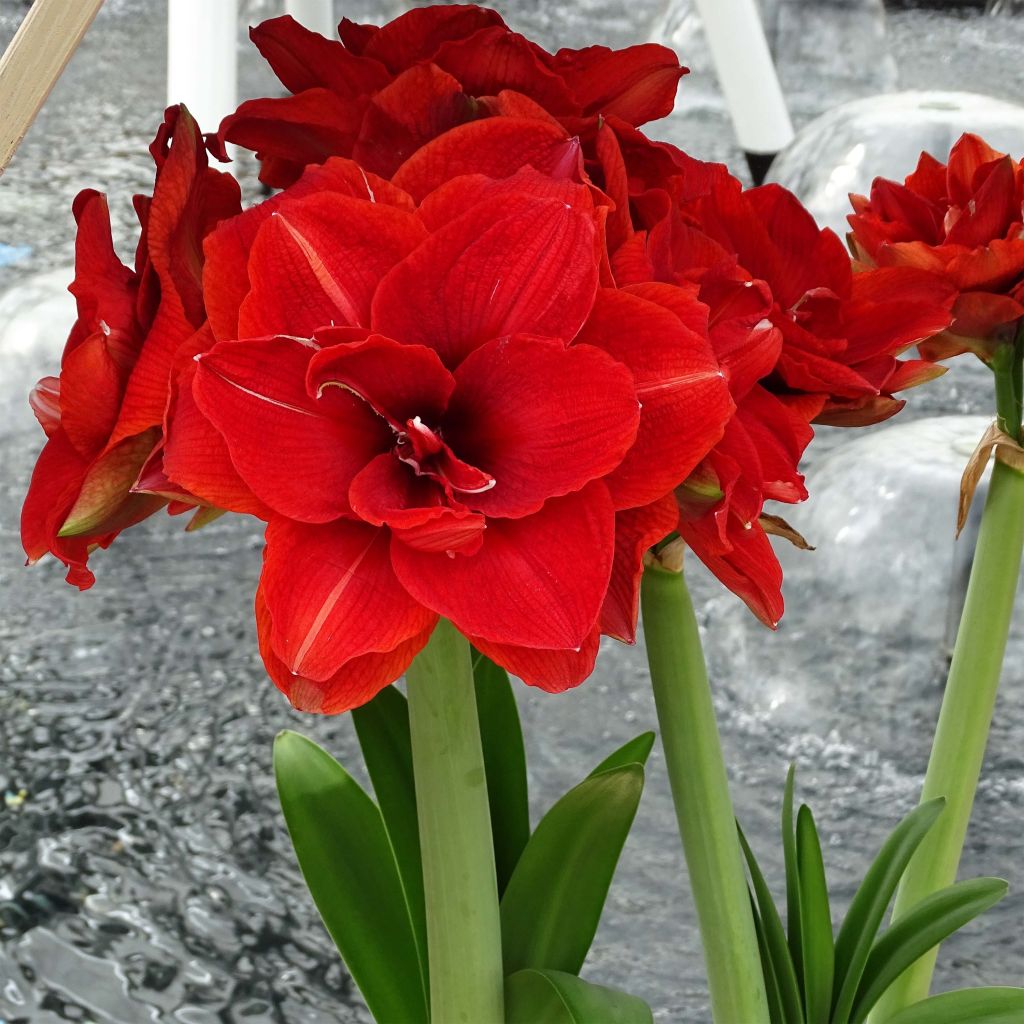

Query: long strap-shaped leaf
739,824,804,1024
351,686,428,985
505,968,654,1023
797,804,834,1023
750,894,786,1024
830,798,946,1023
782,766,803,991
880,987,1024,1024
274,731,428,1024
472,652,531,895
849,877,1009,1024
589,732,655,777
501,761,645,975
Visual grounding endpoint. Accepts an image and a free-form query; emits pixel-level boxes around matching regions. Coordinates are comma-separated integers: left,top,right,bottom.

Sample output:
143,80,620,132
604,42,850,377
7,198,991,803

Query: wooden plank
0,0,106,177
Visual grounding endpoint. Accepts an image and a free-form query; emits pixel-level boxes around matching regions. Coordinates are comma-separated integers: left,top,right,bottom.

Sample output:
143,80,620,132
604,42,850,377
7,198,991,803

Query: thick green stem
872,346,1024,1020
641,564,770,1024
406,619,504,1024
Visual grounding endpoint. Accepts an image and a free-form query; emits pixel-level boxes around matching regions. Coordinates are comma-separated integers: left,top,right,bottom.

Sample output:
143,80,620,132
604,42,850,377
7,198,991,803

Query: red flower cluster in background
22,110,240,589
22,5,957,709
849,132,1024,361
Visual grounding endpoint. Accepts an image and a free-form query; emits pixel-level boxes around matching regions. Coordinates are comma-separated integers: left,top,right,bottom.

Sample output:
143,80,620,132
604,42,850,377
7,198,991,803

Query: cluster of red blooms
849,132,1024,361
23,6,962,712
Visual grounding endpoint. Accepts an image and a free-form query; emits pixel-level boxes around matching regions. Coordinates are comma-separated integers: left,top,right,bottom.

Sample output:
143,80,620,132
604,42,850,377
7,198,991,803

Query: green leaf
738,824,804,1024
350,686,427,982
881,987,1024,1024
750,893,786,1024
849,878,1009,1024
782,765,803,988
831,798,946,1023
796,804,833,1024
505,968,654,1023
588,731,655,777
501,764,644,975
273,731,428,1024
472,651,531,895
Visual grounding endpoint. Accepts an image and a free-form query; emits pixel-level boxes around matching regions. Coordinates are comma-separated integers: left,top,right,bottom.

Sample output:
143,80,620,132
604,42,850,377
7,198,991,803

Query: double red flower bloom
216,5,685,187
22,5,957,709
22,109,240,589
170,161,728,707
849,133,1024,360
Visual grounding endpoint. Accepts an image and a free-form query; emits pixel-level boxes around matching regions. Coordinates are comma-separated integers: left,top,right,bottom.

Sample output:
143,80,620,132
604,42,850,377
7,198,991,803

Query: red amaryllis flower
21,107,241,588
166,164,730,710
214,4,685,187
596,130,957,624
849,132,1024,359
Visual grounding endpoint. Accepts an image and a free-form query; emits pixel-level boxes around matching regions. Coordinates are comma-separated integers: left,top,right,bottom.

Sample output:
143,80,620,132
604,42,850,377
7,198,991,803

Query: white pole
693,0,794,161
167,0,238,134
285,0,336,36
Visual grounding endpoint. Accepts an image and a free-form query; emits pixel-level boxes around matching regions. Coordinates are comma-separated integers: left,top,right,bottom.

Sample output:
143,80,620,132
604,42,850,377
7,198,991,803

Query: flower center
395,416,495,496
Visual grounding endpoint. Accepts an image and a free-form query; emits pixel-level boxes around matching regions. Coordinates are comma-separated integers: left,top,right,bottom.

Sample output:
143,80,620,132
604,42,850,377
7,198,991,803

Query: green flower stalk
406,619,505,1024
873,336,1024,1018
641,558,771,1024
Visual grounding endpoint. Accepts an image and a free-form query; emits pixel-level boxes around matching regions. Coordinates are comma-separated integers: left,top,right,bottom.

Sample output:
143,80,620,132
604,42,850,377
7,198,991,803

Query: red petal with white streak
238,192,426,338
260,517,436,681
256,584,434,714
193,336,390,522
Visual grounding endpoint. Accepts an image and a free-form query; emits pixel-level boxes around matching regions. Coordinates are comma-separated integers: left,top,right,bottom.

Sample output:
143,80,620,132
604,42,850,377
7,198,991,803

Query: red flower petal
946,133,1009,207
59,429,164,538
601,495,679,643
348,452,446,527
734,388,813,505
58,332,124,456
574,288,732,509
359,4,506,71
680,516,784,629
111,108,241,444
431,28,577,113
217,90,367,189
203,158,414,342
841,266,956,363
391,507,487,555
162,362,271,517
22,431,92,587
66,190,138,344
944,156,1017,248
249,15,390,96
352,63,472,178
307,333,455,427
417,165,595,233
469,629,601,693
29,377,61,438
552,43,685,124
260,517,436,681
372,196,599,367
193,336,390,522
239,192,426,339
391,480,615,649
391,117,576,202
256,584,434,714
442,335,638,517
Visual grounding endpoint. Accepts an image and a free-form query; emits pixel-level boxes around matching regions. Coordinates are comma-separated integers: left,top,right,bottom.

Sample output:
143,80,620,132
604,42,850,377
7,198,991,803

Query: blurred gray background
0,2,1021,1021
